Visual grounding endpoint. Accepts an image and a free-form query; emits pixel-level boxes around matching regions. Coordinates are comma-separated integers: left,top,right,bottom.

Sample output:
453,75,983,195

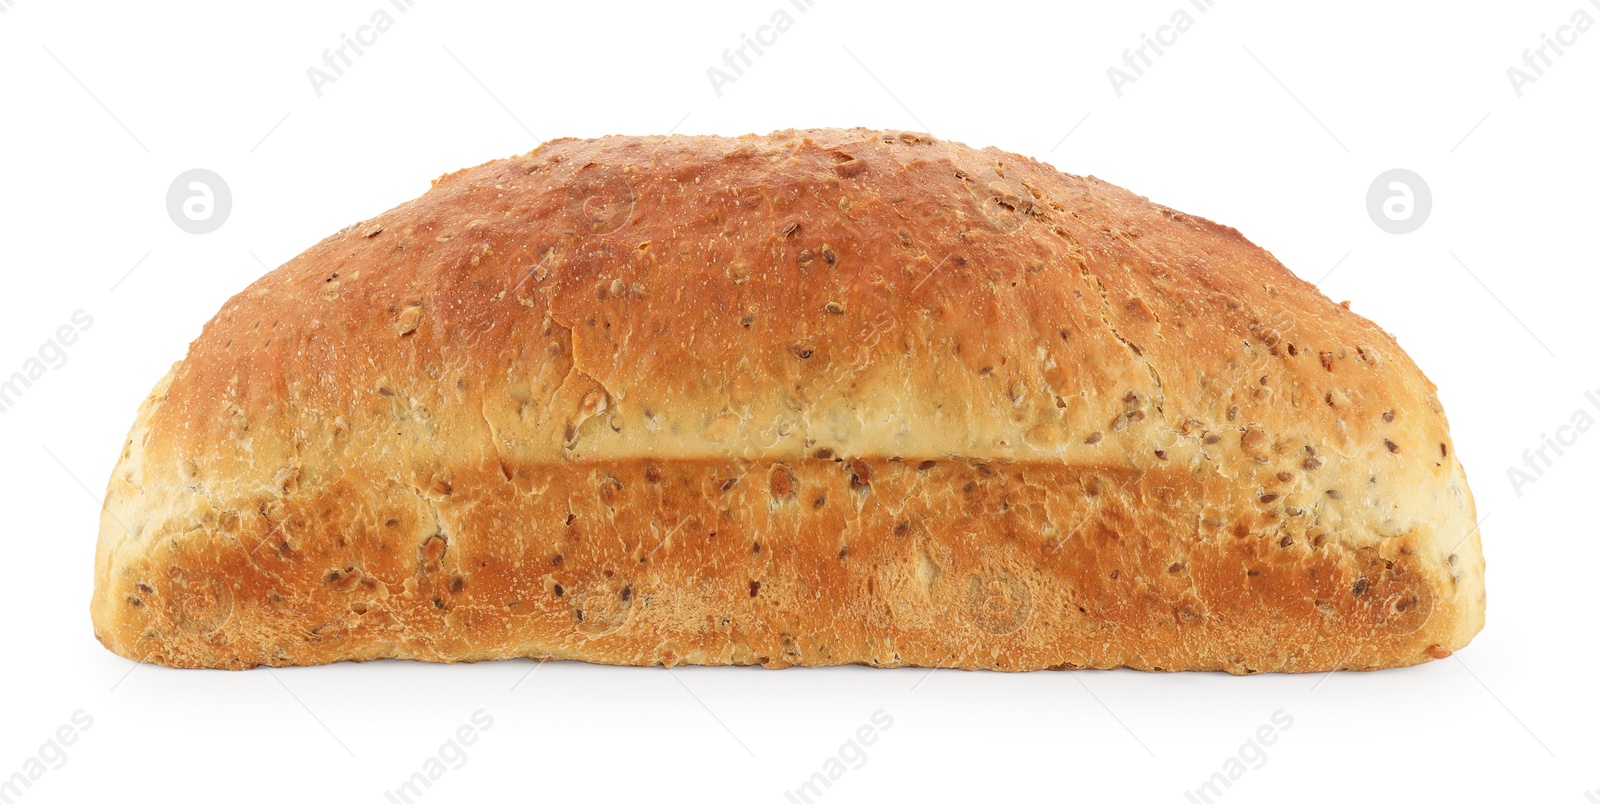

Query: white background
1,1,1595,802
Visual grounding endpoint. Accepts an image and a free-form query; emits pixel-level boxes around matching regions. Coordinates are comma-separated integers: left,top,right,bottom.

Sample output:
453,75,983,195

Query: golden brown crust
90,128,1484,672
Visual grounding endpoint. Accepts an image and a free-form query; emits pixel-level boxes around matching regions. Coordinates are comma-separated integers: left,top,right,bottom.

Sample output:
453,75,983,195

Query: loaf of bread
90,128,1485,672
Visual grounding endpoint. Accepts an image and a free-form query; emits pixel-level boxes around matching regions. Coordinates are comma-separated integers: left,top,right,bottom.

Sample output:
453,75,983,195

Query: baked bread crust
90,128,1485,672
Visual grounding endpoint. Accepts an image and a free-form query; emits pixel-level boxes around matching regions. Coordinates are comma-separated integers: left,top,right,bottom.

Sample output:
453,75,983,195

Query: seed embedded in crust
1385,439,1400,453
832,156,870,176
749,581,761,597
849,460,872,491
769,468,795,500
